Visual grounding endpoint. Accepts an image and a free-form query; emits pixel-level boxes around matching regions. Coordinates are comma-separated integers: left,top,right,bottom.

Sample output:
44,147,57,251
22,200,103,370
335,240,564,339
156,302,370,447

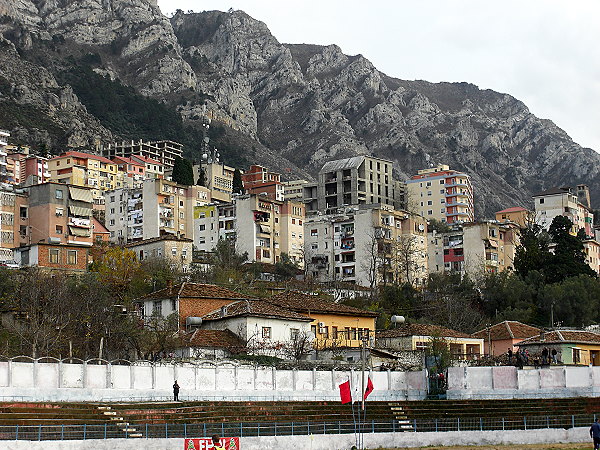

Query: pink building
472,320,541,356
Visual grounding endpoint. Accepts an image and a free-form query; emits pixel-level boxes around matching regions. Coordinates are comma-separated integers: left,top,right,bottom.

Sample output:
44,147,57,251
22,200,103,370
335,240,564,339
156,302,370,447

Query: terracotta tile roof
265,291,379,317
131,154,162,165
496,206,528,214
517,329,600,345
51,151,114,165
472,321,541,340
139,282,254,301
532,186,571,197
203,300,312,322
376,323,471,339
178,329,245,351
112,156,144,166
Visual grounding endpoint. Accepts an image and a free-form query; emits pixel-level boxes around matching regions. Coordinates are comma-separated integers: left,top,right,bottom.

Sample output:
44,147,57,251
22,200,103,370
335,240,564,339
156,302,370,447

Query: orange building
13,242,89,273
472,320,541,356
495,206,530,227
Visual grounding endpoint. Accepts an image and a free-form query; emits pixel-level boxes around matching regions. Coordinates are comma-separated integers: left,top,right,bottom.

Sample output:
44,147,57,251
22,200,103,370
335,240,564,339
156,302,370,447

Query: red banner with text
184,437,240,450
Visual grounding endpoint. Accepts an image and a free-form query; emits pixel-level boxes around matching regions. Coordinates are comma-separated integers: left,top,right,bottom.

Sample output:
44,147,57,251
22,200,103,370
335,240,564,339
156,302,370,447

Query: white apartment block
193,195,305,266
0,129,9,178
533,185,593,237
104,178,207,244
304,205,428,287
405,164,474,224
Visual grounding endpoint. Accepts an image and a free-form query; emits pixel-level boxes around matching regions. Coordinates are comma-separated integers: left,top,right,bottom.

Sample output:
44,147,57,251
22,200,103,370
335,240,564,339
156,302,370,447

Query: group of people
507,347,559,368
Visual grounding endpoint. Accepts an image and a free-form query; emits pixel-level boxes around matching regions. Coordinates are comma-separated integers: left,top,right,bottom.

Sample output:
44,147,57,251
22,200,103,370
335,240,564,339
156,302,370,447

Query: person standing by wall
590,417,600,450
173,380,180,401
212,435,225,450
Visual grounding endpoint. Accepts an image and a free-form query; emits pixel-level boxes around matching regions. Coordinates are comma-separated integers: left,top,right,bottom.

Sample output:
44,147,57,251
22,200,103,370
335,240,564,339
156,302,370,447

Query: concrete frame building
307,156,398,215
193,162,236,203
283,179,309,201
304,204,428,287
406,164,474,224
101,140,183,171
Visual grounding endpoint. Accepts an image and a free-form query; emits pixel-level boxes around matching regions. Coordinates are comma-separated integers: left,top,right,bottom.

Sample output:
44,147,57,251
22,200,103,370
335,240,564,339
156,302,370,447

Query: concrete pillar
272,367,276,391
173,364,178,387
106,363,111,389
292,368,297,391
312,368,316,391
129,364,135,389
215,365,219,390
82,361,87,388
58,361,63,388
7,360,12,387
33,359,38,388
387,369,391,390
331,368,336,390
194,364,198,391
253,366,257,391
233,365,238,390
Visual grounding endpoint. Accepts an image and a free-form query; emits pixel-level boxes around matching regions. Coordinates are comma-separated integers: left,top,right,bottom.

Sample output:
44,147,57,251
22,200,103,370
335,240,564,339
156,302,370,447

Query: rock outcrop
0,1,598,215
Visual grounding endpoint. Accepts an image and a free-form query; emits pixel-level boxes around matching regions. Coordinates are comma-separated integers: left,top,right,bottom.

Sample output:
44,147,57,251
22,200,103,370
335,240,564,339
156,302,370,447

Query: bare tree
282,330,313,361
393,234,421,285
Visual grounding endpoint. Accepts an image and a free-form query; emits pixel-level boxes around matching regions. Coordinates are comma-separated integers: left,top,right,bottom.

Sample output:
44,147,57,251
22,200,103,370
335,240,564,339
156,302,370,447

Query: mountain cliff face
0,0,599,216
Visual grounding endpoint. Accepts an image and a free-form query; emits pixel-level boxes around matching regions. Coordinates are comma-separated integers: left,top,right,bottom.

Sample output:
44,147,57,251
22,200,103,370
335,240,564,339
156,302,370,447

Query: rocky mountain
0,0,598,216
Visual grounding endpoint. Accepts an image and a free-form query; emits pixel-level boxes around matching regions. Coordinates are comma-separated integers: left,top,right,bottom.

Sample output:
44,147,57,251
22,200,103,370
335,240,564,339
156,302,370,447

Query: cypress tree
172,157,194,186
232,168,244,194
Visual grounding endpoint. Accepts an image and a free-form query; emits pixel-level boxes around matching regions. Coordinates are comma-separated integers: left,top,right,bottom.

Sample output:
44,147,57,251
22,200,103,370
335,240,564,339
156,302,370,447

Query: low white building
124,235,193,271
201,300,313,358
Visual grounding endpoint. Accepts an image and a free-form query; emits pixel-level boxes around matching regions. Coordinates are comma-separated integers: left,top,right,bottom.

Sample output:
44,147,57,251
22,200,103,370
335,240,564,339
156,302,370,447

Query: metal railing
0,414,594,441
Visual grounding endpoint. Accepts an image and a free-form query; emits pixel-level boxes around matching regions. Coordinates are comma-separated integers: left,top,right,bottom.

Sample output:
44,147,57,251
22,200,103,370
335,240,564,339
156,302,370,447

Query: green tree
172,157,194,186
274,253,299,280
196,166,207,187
232,168,244,194
538,275,600,327
545,215,596,283
89,246,141,303
514,223,552,279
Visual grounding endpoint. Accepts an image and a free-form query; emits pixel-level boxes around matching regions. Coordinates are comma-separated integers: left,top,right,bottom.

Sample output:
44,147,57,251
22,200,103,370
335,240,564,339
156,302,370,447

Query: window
262,327,272,339
427,210,433,215
171,299,177,311
55,208,64,216
311,229,318,237
19,207,27,219
311,243,318,250
55,189,63,199
49,249,59,264
427,200,432,205
539,198,545,204
67,250,77,265
290,328,299,340
55,225,63,234
172,247,177,256
199,224,205,231
440,179,445,184
440,189,445,194
332,327,338,339
153,300,162,315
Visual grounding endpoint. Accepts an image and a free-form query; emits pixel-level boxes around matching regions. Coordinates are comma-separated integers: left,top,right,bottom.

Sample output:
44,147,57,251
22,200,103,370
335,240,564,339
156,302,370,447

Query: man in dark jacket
173,380,180,401
590,417,600,449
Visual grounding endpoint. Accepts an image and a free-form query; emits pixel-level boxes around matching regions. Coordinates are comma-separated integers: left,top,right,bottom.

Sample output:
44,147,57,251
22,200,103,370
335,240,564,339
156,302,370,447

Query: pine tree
172,157,194,186
196,167,207,187
232,168,244,194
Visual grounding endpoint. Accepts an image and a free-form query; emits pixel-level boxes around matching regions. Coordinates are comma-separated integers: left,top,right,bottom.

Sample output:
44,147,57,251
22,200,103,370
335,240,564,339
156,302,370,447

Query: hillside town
1,130,600,370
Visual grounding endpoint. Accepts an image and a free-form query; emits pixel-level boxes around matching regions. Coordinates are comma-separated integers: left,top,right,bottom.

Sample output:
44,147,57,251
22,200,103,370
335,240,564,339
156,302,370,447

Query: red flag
339,380,352,404
363,376,374,400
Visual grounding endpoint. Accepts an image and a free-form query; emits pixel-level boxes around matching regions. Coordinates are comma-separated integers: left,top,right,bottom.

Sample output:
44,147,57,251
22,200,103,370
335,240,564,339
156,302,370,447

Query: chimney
166,279,173,290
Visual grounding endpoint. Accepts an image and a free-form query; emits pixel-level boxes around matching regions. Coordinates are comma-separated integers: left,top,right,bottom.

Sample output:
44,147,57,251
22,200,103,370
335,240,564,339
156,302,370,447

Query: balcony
68,217,91,228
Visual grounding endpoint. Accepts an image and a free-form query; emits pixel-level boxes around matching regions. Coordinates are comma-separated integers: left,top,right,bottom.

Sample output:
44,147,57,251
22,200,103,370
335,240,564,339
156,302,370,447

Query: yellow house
264,292,378,349
48,151,122,205
517,329,600,366
376,324,484,359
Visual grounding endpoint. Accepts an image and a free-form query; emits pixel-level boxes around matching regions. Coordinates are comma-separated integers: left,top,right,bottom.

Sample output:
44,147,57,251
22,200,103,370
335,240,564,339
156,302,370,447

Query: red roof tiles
265,291,379,317
178,329,245,351
377,323,471,339
139,282,253,301
517,329,600,345
472,321,541,340
203,300,312,322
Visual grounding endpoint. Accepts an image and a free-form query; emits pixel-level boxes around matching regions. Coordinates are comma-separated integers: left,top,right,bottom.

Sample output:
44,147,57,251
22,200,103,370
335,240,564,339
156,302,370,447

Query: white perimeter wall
448,365,600,399
0,427,590,450
0,361,426,402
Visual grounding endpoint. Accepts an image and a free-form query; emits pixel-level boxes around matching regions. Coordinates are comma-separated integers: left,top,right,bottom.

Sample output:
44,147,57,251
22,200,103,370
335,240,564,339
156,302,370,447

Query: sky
157,0,600,152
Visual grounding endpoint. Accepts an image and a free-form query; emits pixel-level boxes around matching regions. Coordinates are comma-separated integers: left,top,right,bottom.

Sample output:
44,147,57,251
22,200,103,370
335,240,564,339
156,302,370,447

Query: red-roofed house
130,154,164,179
175,329,246,359
471,321,541,356
112,156,145,187
91,216,110,244
516,329,600,365
495,206,530,227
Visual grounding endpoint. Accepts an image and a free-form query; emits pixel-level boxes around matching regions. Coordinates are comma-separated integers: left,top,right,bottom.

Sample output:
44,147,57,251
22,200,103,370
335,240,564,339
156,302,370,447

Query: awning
69,226,91,237
69,206,92,217
486,239,499,248
259,225,271,234
69,186,93,203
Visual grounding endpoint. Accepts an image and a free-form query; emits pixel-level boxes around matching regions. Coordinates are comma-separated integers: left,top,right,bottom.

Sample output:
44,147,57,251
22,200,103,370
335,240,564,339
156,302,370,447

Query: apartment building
428,221,519,276
130,154,164,179
0,183,28,262
193,162,236,203
193,194,305,266
112,156,145,188
0,129,8,178
125,235,193,272
104,178,196,244
283,179,309,201
533,185,593,237
48,151,122,206
241,165,284,201
27,182,94,247
13,242,89,273
6,147,50,186
405,164,474,224
304,204,428,287
307,156,398,215
101,139,183,171
495,206,531,227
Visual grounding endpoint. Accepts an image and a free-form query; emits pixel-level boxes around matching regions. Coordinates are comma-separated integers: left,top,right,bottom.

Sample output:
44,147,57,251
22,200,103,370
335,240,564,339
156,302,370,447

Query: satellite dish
391,315,405,324
418,224,425,231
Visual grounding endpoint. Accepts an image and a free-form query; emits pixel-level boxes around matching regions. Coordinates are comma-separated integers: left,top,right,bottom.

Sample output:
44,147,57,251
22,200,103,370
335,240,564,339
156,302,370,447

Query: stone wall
0,360,427,402
0,427,590,449
447,365,600,399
